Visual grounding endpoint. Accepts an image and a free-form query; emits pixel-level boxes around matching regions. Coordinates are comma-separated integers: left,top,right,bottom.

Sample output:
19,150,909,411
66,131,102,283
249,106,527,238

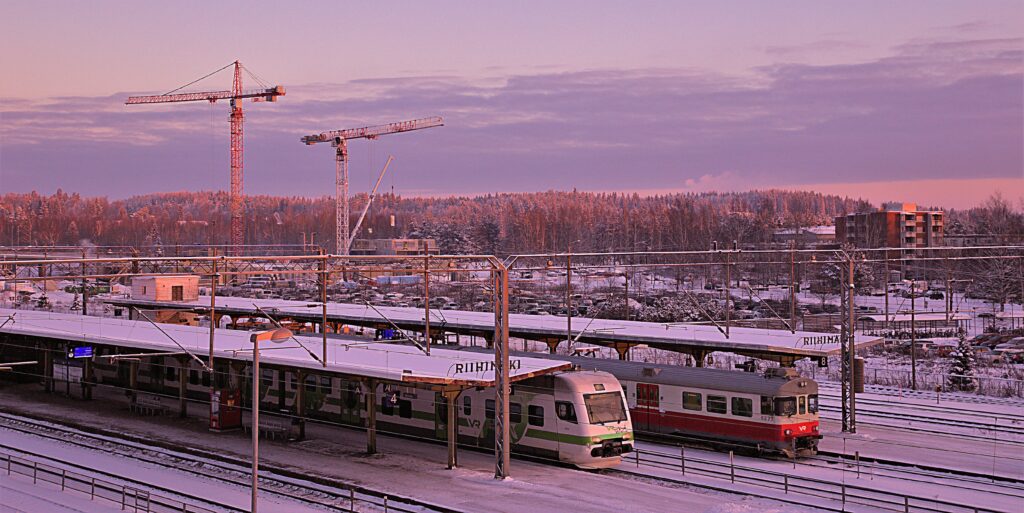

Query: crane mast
301,116,443,254
126,61,284,255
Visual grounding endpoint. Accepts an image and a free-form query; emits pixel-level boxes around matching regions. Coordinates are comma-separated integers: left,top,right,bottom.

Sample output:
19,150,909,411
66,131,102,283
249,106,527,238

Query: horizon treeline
0,189,1018,255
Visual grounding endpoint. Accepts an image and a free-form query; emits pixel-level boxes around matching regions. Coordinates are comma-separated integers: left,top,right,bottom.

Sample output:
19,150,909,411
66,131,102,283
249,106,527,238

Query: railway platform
0,382,752,513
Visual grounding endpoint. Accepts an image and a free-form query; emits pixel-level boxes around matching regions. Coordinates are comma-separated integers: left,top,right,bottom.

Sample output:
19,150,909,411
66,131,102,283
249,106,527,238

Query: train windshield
774,397,797,416
808,394,819,413
584,392,628,424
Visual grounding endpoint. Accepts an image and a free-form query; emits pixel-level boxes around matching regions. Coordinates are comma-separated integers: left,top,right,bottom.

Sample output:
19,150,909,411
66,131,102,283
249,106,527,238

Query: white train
88,354,634,468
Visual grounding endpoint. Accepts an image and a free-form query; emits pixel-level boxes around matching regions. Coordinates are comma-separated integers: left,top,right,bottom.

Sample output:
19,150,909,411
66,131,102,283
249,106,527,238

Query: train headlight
784,429,792,436
622,433,632,440
812,425,818,432
591,436,603,444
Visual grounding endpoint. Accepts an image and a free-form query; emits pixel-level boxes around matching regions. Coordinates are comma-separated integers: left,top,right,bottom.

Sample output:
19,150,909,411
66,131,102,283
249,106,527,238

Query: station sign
67,346,94,359
452,359,522,374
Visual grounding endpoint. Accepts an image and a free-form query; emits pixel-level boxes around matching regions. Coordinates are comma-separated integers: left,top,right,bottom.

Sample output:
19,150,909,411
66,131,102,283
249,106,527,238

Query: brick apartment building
835,202,944,248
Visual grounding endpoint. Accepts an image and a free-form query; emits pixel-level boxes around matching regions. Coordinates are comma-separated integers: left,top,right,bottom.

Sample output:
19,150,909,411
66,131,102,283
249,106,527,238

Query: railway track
817,406,1024,444
809,451,1024,496
818,382,1024,409
0,411,461,513
618,443,1015,513
820,396,1024,426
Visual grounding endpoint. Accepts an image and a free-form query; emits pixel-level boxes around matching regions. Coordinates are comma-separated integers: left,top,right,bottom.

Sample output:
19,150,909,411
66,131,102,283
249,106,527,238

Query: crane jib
125,86,285,105
300,116,444,145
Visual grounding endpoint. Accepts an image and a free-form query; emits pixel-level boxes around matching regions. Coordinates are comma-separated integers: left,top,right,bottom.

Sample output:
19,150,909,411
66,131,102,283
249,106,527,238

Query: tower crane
126,61,285,255
301,116,443,254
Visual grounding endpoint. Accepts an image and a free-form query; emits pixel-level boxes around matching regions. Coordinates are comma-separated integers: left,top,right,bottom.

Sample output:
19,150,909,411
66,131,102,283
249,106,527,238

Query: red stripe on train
631,407,818,442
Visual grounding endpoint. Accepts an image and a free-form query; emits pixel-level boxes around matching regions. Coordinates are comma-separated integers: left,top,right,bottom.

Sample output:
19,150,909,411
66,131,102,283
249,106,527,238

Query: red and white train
529,355,821,457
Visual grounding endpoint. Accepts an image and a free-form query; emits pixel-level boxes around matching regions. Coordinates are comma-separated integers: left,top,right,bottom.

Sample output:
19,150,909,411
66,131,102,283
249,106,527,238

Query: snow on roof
994,311,1024,319
857,312,971,323
0,309,569,386
105,296,884,357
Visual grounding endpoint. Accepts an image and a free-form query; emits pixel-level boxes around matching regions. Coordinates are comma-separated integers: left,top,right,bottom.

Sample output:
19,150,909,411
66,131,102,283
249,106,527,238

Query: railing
0,438,444,513
625,447,1008,513
2,451,226,513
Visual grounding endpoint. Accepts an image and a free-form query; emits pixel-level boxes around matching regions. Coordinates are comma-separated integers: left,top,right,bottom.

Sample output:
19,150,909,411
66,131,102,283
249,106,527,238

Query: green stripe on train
524,429,629,446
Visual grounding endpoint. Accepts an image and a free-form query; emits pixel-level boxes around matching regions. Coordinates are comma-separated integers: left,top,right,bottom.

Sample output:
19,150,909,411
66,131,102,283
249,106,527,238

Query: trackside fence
2,451,224,513
626,447,1008,513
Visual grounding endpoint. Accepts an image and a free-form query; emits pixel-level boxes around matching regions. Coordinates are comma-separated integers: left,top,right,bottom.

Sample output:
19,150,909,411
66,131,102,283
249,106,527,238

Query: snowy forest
0,189,1020,255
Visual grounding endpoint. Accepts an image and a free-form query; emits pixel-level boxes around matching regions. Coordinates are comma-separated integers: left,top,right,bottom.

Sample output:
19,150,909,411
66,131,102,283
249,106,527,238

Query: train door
339,380,362,425
435,392,448,440
635,383,660,433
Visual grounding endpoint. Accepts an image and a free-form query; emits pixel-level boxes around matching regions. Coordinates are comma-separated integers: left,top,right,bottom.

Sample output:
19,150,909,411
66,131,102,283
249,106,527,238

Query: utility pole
492,260,510,479
320,254,328,366
424,255,431,355
566,249,572,350
789,242,796,333
208,257,218,419
910,279,917,391
884,250,890,332
945,256,952,323
724,250,731,339
566,240,579,351
840,252,857,433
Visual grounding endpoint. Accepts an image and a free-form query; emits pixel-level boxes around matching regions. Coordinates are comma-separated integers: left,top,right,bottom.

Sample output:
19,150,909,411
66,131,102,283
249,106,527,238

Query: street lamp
248,327,292,513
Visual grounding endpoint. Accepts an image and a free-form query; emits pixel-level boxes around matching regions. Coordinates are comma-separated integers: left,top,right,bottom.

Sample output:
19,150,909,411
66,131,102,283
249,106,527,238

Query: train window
261,369,273,387
202,371,211,388
189,369,199,386
510,403,522,424
304,375,317,393
808,395,819,413
774,397,797,416
706,395,727,414
485,399,495,420
320,376,331,392
798,396,806,415
463,396,472,416
165,366,176,381
731,397,753,417
760,396,773,416
555,401,578,423
584,393,628,424
398,399,412,419
381,396,394,416
528,405,544,426
682,392,702,411
288,372,297,390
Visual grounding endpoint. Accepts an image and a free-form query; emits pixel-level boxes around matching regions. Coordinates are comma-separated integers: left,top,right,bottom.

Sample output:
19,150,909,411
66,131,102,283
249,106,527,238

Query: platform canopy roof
857,312,971,323
104,296,884,361
0,309,569,387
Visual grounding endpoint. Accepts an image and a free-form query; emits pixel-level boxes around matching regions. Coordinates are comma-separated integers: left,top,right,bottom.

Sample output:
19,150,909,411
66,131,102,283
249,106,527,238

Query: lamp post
248,327,292,513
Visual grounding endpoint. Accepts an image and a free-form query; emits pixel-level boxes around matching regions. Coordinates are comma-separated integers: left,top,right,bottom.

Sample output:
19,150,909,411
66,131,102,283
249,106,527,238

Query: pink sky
1,1,1021,209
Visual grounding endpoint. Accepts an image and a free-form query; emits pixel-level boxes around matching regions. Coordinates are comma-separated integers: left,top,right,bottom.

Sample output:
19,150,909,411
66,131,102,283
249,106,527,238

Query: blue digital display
69,346,94,359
